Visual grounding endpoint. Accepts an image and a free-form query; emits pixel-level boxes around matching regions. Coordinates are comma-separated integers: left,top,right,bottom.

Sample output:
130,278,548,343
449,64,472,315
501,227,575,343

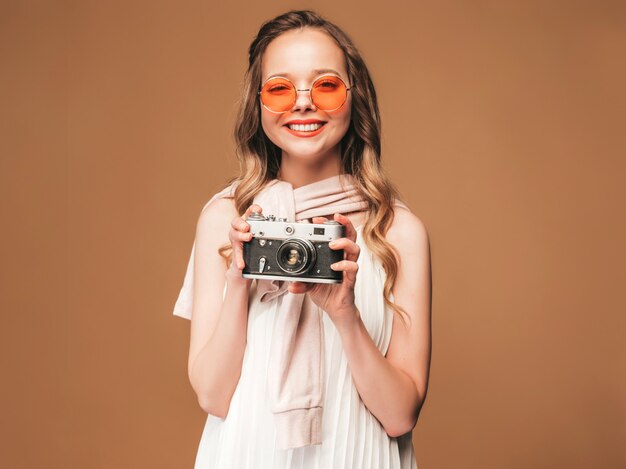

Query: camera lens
276,238,316,274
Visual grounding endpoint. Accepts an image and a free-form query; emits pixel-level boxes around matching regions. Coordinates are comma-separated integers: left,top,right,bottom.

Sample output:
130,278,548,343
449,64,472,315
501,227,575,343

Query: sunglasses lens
312,76,347,111
260,77,295,112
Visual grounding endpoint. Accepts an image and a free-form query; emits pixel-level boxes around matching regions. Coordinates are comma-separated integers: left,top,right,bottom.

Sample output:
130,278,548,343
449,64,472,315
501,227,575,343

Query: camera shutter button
247,212,266,221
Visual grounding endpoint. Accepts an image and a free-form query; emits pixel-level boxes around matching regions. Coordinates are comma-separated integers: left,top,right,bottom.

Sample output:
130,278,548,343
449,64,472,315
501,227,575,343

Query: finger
230,242,245,270
238,228,256,269
237,230,254,243
234,205,263,232
231,216,249,233
234,253,245,270
312,216,329,224
330,260,359,286
244,204,263,217
228,244,244,270
229,231,253,270
333,213,356,242
328,237,360,262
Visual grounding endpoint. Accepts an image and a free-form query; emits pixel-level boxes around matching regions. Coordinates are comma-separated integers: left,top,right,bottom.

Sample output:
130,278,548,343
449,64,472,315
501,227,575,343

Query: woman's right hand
227,204,263,282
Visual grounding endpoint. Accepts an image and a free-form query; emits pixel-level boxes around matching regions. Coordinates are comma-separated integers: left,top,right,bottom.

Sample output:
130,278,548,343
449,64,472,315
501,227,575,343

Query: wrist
225,265,252,290
331,305,361,333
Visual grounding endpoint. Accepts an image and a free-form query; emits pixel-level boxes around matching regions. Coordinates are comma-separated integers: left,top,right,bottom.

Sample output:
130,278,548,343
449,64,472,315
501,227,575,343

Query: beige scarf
174,174,370,449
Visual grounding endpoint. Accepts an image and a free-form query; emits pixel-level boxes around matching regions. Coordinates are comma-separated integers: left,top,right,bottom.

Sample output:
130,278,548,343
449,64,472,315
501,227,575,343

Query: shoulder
195,196,238,247
386,203,430,256
196,179,240,226
200,195,237,218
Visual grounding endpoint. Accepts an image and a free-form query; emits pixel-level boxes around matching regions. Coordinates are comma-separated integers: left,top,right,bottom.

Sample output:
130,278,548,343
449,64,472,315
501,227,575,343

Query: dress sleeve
171,180,240,321
172,240,196,320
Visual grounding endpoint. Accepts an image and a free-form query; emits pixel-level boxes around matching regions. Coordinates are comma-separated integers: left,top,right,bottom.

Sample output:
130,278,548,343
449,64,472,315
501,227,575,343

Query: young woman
173,9,432,469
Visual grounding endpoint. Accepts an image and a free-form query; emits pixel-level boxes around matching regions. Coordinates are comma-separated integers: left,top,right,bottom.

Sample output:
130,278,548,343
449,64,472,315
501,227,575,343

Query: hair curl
217,9,409,325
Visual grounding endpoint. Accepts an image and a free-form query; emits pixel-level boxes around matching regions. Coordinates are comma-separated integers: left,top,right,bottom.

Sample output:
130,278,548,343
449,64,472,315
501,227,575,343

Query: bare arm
186,198,262,418
333,208,432,437
189,272,250,418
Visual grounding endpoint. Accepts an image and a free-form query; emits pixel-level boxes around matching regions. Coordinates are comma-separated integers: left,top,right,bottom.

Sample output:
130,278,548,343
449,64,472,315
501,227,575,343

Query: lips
284,123,326,138
283,119,327,137
284,119,326,125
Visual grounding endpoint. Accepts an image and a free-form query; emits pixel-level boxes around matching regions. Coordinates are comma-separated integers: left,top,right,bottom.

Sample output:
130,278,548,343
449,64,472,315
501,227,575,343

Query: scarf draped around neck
175,174,373,449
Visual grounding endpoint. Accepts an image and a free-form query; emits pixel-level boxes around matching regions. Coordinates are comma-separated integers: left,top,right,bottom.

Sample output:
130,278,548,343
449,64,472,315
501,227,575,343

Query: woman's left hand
288,213,360,326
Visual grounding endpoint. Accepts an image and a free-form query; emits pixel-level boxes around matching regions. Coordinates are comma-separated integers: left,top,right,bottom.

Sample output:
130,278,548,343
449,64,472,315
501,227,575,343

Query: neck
277,148,343,189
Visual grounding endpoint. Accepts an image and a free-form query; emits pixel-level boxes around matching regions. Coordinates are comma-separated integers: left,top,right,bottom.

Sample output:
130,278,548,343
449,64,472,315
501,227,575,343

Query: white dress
174,225,417,468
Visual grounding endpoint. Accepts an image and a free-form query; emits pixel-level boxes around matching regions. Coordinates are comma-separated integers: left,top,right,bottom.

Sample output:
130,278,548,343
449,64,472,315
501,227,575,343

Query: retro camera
242,211,345,283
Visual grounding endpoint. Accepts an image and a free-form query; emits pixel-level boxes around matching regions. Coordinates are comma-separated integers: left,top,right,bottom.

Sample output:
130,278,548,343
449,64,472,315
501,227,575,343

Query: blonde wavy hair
217,9,410,325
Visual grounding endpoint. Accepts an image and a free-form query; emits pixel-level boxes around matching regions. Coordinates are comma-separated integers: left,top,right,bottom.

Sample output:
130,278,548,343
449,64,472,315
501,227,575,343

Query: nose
291,87,317,112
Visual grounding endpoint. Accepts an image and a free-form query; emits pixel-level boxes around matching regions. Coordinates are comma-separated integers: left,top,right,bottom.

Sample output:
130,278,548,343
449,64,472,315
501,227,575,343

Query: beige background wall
1,1,624,468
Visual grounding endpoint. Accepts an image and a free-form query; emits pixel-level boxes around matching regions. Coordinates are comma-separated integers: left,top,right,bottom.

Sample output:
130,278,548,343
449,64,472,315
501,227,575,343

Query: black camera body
242,212,345,284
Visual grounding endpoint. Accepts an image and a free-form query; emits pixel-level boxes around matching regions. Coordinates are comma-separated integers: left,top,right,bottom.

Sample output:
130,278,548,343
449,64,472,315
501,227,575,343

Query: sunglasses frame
258,74,355,114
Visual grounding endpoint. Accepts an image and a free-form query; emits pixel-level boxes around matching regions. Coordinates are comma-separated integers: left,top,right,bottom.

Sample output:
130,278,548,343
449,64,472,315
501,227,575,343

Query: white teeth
288,123,324,132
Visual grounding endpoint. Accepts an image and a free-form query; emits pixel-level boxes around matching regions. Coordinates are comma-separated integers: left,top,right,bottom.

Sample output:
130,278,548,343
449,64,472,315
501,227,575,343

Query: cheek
260,109,284,146
334,106,352,134
260,110,277,135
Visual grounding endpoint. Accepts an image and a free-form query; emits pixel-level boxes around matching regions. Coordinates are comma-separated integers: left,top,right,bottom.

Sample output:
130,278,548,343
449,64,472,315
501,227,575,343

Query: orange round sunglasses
258,74,355,113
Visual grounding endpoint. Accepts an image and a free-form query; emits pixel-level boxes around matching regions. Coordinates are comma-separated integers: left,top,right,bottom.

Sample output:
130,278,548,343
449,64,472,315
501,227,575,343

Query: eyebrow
266,68,342,80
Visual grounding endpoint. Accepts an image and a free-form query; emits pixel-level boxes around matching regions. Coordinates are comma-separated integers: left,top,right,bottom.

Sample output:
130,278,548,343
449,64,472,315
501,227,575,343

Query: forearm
335,307,422,437
190,273,250,417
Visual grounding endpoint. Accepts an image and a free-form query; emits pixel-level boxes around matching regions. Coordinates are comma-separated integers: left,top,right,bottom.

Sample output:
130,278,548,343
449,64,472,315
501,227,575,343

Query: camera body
242,212,345,284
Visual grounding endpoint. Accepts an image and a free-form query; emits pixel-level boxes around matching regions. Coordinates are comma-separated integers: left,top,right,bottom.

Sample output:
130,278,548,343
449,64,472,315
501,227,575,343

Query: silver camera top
245,212,343,241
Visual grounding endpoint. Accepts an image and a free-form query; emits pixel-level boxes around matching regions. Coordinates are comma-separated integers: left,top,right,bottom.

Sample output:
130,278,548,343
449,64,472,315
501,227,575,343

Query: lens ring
260,77,296,113
311,75,348,111
275,238,316,274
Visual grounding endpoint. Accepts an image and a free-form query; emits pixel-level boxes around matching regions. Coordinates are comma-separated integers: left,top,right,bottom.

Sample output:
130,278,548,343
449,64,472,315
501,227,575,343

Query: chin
283,149,329,161
281,139,337,156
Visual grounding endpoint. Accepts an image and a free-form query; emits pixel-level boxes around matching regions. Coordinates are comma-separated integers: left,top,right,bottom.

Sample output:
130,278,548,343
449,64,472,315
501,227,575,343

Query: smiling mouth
285,122,326,132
